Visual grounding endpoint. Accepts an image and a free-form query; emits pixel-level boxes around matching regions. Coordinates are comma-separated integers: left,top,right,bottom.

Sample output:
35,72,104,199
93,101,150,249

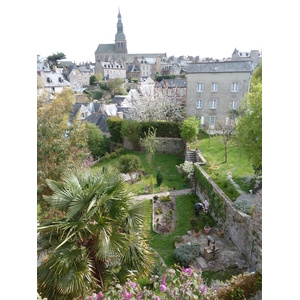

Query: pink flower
201,285,207,295
161,275,166,285
137,291,142,300
96,291,103,300
159,284,167,292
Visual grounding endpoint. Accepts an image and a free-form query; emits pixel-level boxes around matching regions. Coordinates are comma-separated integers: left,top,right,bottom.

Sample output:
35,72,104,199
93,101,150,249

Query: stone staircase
186,150,196,162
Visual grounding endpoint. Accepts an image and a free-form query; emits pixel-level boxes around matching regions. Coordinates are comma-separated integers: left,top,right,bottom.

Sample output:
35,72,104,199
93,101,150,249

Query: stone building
232,48,262,70
95,9,166,79
186,60,252,129
94,9,128,75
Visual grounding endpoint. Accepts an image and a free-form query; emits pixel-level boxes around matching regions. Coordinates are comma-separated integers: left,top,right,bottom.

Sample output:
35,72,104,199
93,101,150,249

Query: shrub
121,120,142,150
156,169,164,186
160,195,171,202
110,152,117,159
85,122,110,159
107,117,123,143
181,116,201,142
118,154,141,173
190,216,202,231
173,243,201,267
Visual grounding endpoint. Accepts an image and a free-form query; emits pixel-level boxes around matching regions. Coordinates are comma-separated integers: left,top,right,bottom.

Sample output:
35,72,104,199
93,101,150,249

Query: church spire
117,8,123,33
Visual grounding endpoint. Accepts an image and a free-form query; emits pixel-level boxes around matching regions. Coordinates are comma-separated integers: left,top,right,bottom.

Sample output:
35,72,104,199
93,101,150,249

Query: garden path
132,188,193,201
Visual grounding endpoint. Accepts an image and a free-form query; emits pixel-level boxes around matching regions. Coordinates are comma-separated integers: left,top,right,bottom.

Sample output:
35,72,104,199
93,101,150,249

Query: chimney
53,65,57,73
100,98,106,114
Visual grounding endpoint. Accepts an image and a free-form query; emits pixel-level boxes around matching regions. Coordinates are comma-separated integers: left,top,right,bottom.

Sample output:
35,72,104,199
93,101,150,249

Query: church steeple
115,8,127,54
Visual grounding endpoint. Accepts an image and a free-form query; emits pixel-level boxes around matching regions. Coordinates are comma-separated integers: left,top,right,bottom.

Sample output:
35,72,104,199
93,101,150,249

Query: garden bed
152,194,176,234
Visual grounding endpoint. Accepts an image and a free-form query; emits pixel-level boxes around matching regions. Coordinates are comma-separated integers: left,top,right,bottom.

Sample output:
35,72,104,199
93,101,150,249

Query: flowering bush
176,161,194,179
85,265,209,300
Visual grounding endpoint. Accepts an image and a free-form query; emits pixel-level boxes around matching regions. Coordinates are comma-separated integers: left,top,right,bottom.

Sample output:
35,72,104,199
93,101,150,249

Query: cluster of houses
37,9,261,136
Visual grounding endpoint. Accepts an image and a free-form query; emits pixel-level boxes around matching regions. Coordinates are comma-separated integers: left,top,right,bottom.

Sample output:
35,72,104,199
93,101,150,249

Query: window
196,99,202,108
226,117,229,125
209,116,215,129
210,100,217,109
232,82,238,92
197,82,203,92
230,100,237,109
168,89,172,96
211,82,217,92
201,116,204,125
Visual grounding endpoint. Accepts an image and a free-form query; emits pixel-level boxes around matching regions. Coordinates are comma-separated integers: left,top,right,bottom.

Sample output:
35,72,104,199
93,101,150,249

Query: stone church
95,9,166,80
94,9,128,75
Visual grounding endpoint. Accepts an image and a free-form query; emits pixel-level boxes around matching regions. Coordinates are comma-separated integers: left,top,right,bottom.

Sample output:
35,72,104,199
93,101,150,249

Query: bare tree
216,119,236,163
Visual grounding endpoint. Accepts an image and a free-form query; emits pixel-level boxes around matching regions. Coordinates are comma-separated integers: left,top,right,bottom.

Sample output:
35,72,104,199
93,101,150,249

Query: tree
89,75,97,85
234,62,262,174
37,88,90,216
37,167,154,299
127,88,184,122
181,116,201,142
85,122,110,159
140,127,159,165
107,78,126,96
216,119,235,163
47,52,66,68
156,169,164,186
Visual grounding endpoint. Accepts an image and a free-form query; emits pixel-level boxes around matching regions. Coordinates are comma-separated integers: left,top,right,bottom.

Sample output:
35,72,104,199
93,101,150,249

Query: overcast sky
36,0,263,63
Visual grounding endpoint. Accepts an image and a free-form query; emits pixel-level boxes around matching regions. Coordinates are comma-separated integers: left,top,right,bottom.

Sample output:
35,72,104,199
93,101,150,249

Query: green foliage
155,74,176,82
99,81,109,90
181,116,201,142
37,88,90,214
37,168,154,299
140,127,159,164
106,116,123,143
160,195,171,202
140,121,182,138
89,75,97,85
234,63,262,174
47,52,66,67
230,287,245,299
121,120,142,150
85,122,110,159
107,78,126,96
118,154,141,173
156,169,164,186
190,216,202,232
173,243,201,267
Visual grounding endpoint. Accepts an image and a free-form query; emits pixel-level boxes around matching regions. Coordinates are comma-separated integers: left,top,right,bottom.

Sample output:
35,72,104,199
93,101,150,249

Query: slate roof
117,107,131,119
84,114,110,133
127,65,140,72
40,71,71,88
95,44,115,54
126,53,167,63
186,60,252,74
111,95,128,105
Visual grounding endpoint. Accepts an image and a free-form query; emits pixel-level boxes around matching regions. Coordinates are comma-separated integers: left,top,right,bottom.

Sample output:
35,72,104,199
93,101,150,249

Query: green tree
47,52,66,68
140,127,159,165
118,154,141,174
37,167,154,299
89,75,97,85
156,169,164,186
37,88,90,217
85,122,110,159
107,78,126,96
181,116,201,142
234,62,262,174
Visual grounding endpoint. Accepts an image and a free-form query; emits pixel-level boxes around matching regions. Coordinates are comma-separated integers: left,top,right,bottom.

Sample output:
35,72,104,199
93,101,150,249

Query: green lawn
93,151,187,195
144,193,200,267
190,132,255,197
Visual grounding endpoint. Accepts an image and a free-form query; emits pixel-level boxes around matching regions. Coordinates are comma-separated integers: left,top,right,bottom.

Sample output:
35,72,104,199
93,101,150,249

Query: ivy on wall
194,165,226,225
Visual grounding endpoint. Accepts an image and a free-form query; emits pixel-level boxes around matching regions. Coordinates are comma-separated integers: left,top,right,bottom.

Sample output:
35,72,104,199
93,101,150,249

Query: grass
93,151,187,195
144,193,200,267
190,132,255,198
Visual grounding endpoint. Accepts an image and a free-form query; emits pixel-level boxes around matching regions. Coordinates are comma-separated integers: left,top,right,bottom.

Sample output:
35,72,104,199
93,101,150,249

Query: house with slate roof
186,60,253,130
38,69,71,101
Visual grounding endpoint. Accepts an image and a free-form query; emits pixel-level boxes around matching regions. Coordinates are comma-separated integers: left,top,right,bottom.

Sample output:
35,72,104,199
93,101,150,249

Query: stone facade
186,61,252,129
194,164,262,270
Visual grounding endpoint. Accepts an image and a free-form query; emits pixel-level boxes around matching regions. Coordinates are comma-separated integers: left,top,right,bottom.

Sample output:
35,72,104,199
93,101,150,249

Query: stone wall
194,164,262,270
124,137,185,158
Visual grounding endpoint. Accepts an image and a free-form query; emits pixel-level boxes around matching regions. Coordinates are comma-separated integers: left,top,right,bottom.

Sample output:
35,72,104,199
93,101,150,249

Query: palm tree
37,166,154,299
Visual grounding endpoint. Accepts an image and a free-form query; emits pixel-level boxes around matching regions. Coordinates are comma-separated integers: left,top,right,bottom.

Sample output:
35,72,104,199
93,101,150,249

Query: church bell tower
115,8,127,54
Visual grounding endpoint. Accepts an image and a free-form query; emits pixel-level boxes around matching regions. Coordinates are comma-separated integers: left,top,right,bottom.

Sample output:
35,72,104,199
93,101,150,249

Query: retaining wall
124,137,185,158
194,163,262,270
